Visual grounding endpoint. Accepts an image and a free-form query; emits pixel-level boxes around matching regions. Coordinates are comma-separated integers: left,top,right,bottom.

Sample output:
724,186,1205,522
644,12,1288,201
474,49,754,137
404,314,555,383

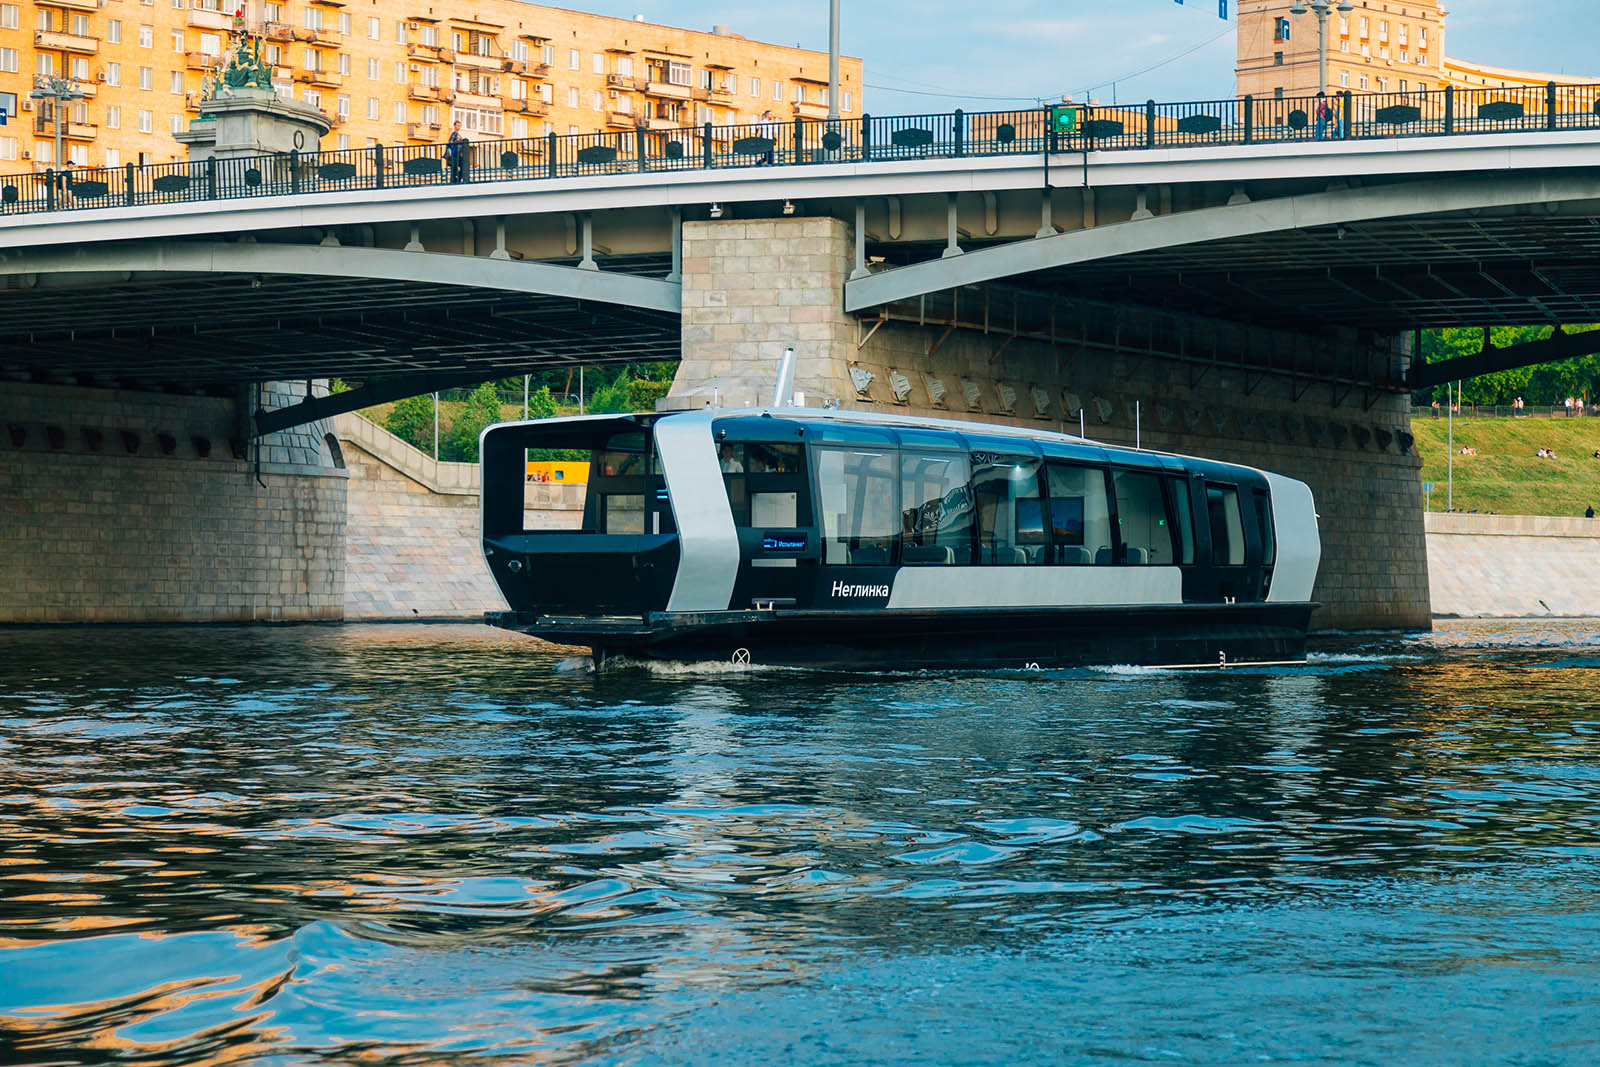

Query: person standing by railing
758,110,777,165
444,121,470,183
1314,93,1332,141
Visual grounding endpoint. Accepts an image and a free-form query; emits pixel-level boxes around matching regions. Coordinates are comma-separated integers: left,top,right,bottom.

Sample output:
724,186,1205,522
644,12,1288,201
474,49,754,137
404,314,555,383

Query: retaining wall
1425,512,1600,618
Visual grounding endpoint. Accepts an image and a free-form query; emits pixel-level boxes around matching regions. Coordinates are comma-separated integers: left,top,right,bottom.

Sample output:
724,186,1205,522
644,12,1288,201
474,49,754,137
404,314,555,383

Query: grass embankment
1410,416,1600,517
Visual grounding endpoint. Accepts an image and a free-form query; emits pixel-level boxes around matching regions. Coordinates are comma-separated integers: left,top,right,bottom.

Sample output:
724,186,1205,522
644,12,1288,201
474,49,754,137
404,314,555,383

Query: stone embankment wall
1426,512,1600,618
668,216,1429,632
1,381,345,623
336,413,582,620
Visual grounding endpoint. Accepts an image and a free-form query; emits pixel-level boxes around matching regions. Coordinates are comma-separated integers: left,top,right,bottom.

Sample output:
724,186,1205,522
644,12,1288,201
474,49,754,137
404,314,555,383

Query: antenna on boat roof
771,346,797,408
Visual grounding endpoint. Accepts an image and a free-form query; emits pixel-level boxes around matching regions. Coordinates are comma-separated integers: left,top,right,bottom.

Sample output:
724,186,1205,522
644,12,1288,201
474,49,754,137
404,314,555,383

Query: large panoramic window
900,451,972,566
1045,463,1113,565
971,453,1043,565
815,447,897,565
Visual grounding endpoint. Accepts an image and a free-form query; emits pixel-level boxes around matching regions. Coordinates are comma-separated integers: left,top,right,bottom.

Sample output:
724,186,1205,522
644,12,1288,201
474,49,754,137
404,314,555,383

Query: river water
1,620,1598,1065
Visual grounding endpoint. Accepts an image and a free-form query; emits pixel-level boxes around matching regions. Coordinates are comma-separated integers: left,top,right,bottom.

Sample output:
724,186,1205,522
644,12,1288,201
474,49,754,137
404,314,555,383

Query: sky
564,0,1596,114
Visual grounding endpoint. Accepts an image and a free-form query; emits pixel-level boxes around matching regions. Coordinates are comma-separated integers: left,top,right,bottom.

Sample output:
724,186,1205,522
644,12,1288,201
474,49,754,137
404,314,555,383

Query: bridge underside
0,246,680,392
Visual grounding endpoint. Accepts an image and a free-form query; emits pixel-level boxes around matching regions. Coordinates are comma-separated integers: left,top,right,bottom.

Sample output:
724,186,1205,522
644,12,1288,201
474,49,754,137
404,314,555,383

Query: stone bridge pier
668,216,1429,632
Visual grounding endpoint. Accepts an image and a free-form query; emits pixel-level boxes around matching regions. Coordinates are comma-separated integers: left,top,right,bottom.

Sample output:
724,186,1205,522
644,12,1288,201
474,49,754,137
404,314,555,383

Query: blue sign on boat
762,533,807,553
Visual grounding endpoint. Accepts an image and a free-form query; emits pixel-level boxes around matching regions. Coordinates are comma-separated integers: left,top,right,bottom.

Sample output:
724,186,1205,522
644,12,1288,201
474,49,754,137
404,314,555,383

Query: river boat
479,390,1320,671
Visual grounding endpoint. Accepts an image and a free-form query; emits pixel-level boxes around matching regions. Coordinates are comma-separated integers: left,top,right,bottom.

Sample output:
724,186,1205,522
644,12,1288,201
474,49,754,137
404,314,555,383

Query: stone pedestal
175,87,331,162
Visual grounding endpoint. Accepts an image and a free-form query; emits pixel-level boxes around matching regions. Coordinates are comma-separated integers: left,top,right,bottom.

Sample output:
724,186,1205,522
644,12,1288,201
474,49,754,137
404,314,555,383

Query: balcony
606,73,636,89
501,58,526,75
67,121,97,140
34,30,99,54
407,84,447,102
292,27,339,47
452,89,499,109
40,0,100,10
605,110,635,128
407,42,449,63
642,115,686,131
454,49,502,72
793,100,829,120
265,21,294,41
406,121,441,140
186,8,233,30
507,98,549,116
293,68,342,89
642,79,691,100
185,51,218,71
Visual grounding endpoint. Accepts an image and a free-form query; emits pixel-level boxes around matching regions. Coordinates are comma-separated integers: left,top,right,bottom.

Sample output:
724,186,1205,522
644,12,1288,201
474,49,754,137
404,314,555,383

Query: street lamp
826,0,840,122
29,74,85,174
1289,0,1354,99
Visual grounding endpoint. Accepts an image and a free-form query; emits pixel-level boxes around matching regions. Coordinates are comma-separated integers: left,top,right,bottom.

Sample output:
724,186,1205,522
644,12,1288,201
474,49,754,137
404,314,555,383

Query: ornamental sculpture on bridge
197,12,275,117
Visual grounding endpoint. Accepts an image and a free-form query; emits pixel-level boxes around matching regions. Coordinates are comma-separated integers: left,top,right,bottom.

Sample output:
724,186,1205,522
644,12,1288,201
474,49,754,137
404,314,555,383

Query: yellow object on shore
526,461,589,484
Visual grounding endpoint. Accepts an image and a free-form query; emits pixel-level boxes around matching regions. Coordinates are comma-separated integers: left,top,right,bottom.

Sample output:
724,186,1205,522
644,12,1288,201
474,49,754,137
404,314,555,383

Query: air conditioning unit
408,63,420,72
95,71,106,82
21,150,30,158
21,99,32,111
407,21,418,29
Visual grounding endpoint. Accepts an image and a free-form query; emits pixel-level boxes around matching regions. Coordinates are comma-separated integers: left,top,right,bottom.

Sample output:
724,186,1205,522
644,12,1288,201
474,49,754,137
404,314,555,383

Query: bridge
6,83,1600,630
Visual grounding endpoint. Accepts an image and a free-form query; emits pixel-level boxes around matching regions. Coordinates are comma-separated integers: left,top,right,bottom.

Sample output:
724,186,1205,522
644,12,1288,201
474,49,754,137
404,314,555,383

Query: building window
1274,86,1284,100
540,82,552,103
617,56,632,77
139,66,153,90
1418,27,1427,47
568,48,579,70
421,104,437,124
304,7,321,30
104,148,119,166
1340,40,1349,53
170,71,183,93
543,45,554,65
36,52,54,76
419,24,436,46
304,89,321,108
73,55,93,79
367,57,378,79
1378,20,1388,41
1274,16,1290,42
170,114,182,133
1399,50,1408,63
366,96,378,119
1359,16,1368,36
0,136,15,161
199,32,220,55
773,81,782,101
138,109,153,133
394,20,406,44
749,77,760,97
510,78,526,100
139,23,153,47
1398,24,1408,44
305,49,320,71
511,39,527,61
106,62,121,85
336,93,349,117
1339,70,1349,88
171,28,184,51
0,47,17,73
336,133,348,148
568,86,578,107
511,116,528,138
338,12,350,35
368,16,379,39
667,60,690,85
698,68,712,90
0,4,15,30
107,18,121,42
1359,74,1369,90
1339,15,1348,33
394,61,405,83
338,53,350,75
70,12,88,35
107,104,121,127
592,52,603,74
1274,51,1283,66
793,83,803,102
394,100,405,122
591,89,602,111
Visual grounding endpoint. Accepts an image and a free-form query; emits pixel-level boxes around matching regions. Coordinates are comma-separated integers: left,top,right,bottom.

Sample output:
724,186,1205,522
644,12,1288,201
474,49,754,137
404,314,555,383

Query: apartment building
0,1,862,171
1237,1,1593,101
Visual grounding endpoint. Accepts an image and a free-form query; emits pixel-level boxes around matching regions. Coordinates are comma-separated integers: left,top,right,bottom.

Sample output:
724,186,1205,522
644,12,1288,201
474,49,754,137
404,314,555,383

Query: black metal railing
7,82,1600,216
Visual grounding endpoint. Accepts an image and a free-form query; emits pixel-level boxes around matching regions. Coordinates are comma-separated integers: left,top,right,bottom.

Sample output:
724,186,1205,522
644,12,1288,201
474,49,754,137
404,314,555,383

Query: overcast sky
564,0,1595,113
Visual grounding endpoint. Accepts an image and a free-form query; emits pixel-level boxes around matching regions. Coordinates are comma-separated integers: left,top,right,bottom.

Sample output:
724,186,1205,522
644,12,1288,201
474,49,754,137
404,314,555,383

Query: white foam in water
1305,652,1422,665
552,656,595,674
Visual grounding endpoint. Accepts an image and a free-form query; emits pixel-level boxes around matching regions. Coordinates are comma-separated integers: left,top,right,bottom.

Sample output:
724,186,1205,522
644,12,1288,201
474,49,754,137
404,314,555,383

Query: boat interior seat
1009,547,1029,565
849,544,891,565
1095,546,1115,566
903,544,955,565
1125,547,1149,565
1056,547,1092,566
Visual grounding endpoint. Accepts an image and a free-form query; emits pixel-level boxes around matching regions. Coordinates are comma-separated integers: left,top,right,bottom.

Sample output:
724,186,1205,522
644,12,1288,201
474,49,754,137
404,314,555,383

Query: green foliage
384,394,437,453
585,376,634,414
1414,326,1600,406
626,378,671,412
527,385,559,419
443,382,504,463
328,378,353,394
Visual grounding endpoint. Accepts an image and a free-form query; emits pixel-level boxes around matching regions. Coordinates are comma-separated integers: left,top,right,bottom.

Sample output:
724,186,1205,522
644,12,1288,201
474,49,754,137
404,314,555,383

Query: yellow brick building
0,1,861,170
1236,1,1592,101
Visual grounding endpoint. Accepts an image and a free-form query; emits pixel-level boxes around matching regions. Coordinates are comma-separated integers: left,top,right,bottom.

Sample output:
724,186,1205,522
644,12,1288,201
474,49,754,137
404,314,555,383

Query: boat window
1169,477,1195,565
1253,488,1276,567
601,494,646,534
1044,463,1113,565
581,429,673,535
1206,483,1246,566
1113,470,1176,566
815,446,898,565
900,451,973,566
972,452,1044,565
722,442,806,527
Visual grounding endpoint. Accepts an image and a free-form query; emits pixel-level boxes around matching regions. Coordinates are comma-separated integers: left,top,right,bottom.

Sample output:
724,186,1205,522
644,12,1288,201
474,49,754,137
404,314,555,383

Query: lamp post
1288,0,1354,98
30,74,85,173
826,0,840,122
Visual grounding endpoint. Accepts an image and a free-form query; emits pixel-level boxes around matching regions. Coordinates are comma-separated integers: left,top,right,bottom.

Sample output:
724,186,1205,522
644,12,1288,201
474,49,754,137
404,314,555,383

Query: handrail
6,81,1600,216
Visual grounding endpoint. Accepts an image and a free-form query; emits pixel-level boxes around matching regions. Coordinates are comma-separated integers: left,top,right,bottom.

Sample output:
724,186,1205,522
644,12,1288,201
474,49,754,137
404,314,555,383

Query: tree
527,384,559,419
443,381,504,463
384,394,437,454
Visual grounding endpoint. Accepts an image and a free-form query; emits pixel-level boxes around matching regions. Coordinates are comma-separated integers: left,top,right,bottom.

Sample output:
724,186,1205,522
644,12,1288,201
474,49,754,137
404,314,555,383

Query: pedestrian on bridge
1314,94,1332,141
445,121,470,183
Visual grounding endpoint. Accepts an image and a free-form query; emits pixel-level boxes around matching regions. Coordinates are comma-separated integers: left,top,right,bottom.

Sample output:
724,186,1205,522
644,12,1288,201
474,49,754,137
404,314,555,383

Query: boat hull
486,602,1317,671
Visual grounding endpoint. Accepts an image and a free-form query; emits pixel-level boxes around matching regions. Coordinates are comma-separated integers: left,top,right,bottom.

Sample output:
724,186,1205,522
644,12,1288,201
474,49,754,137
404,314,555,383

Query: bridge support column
0,381,347,623
670,216,1429,631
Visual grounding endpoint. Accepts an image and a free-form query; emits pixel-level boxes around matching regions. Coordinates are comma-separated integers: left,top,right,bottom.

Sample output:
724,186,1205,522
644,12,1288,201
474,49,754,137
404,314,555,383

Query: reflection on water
1,619,1599,1063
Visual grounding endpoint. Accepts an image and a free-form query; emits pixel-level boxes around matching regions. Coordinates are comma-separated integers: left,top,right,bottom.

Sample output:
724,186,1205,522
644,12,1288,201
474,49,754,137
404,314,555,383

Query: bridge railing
6,82,1600,216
